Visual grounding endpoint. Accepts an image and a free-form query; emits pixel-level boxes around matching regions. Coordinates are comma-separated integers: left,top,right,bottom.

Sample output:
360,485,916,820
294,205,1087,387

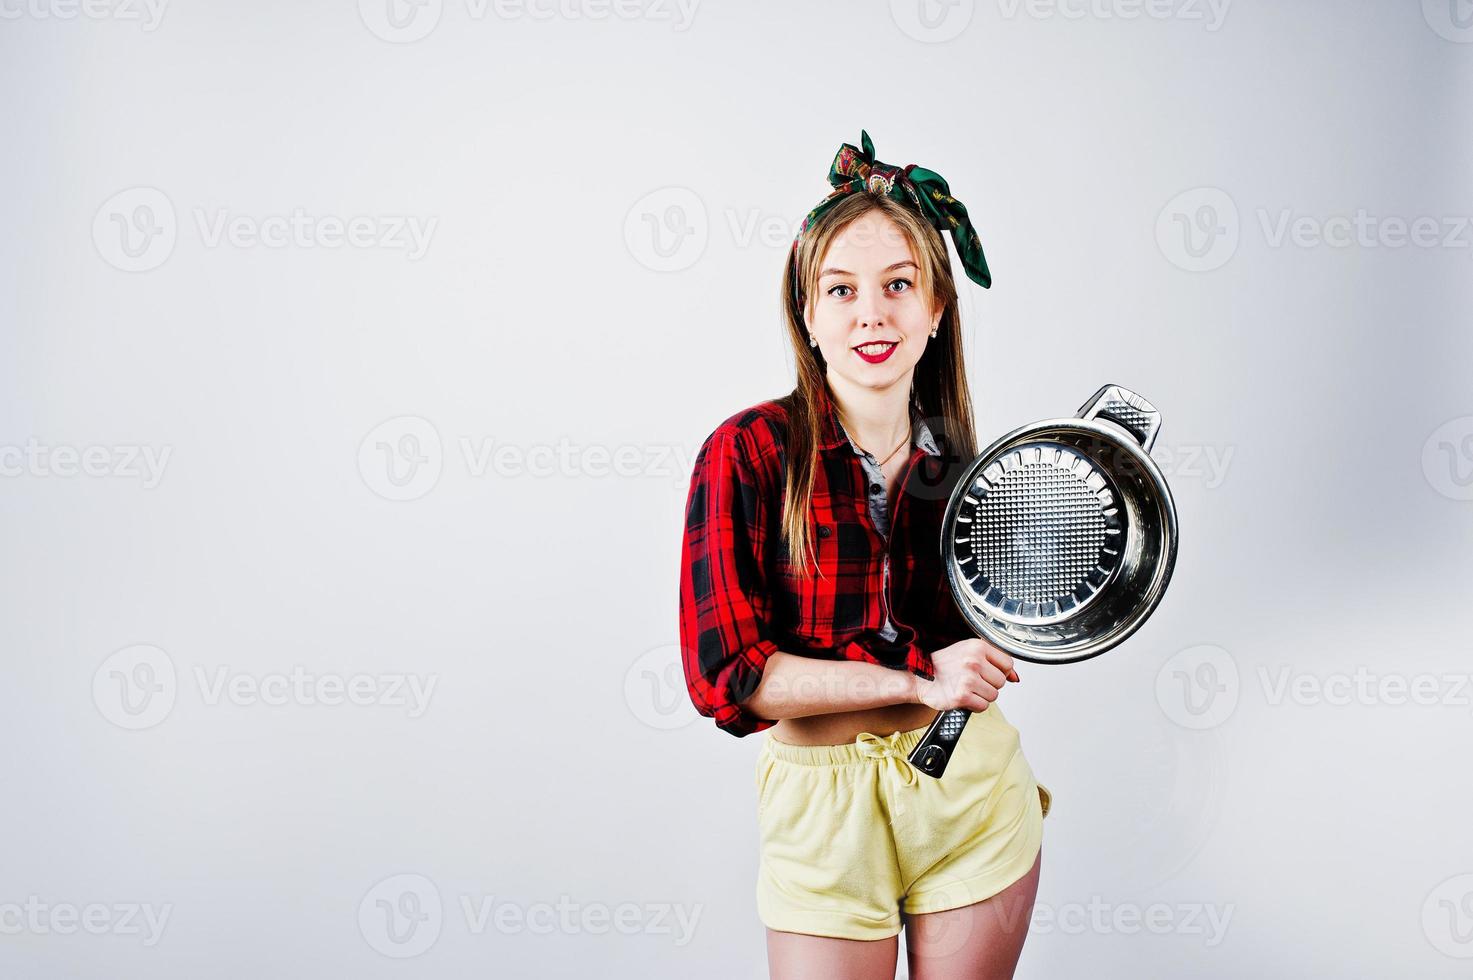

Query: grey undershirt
835,405,941,642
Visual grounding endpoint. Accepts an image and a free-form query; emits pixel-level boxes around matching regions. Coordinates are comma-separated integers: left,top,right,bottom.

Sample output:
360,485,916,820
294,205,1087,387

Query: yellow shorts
755,702,1051,941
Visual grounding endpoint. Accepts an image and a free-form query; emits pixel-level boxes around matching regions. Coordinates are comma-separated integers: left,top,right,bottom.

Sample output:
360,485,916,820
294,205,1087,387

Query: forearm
738,650,920,722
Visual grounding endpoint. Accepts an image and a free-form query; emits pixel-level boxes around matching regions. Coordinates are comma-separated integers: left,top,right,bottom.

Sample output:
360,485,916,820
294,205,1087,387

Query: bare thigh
903,847,1043,980
766,928,899,980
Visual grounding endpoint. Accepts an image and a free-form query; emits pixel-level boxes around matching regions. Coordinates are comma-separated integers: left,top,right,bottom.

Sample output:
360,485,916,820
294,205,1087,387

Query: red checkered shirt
678,385,977,737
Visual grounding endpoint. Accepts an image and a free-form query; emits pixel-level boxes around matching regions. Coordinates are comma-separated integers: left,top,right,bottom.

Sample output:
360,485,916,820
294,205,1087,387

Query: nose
855,295,885,329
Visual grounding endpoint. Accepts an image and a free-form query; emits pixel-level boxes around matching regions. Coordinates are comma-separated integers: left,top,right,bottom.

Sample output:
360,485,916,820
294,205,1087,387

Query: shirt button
817,524,831,538
869,483,882,494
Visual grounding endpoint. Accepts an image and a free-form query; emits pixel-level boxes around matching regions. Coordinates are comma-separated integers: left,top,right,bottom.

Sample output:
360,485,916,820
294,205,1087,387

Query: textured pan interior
943,416,1177,665
956,442,1124,623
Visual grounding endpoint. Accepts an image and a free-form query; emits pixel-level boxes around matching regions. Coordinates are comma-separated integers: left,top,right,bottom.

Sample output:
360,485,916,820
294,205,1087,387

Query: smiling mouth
852,340,899,364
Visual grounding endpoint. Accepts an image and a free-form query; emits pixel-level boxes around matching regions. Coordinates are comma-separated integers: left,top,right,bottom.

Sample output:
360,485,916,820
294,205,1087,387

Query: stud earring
809,334,818,348
929,327,938,338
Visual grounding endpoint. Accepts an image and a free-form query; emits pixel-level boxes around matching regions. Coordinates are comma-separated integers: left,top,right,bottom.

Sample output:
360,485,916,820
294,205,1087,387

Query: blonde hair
777,191,980,578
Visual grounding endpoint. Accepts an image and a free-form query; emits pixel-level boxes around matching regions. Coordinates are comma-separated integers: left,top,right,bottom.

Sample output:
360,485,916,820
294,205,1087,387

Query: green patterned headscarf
790,129,991,310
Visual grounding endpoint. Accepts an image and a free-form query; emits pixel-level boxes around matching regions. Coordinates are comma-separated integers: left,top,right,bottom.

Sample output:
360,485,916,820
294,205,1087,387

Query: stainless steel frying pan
907,383,1180,777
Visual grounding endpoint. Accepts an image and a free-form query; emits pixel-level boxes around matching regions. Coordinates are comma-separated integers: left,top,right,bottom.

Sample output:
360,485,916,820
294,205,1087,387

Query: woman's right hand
914,638,1020,713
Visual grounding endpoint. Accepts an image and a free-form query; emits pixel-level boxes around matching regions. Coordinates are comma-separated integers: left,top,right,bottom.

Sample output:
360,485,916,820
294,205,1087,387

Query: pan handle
1076,383,1162,453
906,708,971,777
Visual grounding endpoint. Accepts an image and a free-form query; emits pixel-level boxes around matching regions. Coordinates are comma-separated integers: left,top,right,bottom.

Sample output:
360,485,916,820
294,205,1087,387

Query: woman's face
807,210,940,394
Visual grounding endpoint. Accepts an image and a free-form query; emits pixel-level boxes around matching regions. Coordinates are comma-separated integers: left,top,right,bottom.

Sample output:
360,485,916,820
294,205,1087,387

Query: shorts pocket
755,752,781,818
1037,781,1053,819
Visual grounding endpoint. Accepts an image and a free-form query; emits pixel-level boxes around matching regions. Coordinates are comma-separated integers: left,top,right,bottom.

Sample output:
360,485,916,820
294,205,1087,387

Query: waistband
763,722,930,766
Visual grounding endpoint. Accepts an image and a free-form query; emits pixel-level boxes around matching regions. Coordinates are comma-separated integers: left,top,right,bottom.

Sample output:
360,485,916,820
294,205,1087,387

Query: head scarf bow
790,129,992,310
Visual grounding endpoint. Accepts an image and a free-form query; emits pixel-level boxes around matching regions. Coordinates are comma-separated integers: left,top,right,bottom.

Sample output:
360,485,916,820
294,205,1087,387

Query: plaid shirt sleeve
678,425,781,738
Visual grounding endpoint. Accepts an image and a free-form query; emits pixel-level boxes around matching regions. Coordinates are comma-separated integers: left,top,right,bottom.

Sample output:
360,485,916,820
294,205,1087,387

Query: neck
825,370,913,456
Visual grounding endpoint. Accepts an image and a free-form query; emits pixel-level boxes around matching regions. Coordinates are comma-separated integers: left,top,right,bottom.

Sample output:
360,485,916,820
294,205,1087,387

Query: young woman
678,132,1052,980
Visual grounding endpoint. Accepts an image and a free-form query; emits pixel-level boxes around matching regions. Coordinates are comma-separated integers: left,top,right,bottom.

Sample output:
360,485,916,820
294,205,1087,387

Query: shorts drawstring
855,730,918,815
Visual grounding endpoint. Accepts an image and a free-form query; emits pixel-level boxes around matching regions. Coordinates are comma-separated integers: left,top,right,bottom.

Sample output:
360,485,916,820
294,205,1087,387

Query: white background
2,0,1471,976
